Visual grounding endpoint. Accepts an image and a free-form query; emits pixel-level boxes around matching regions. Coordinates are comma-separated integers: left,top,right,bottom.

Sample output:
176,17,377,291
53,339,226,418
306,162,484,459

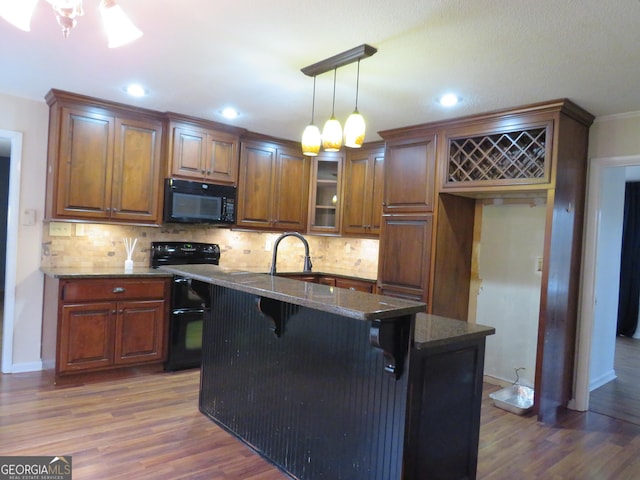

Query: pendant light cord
331,68,337,116
310,76,317,123
354,59,360,111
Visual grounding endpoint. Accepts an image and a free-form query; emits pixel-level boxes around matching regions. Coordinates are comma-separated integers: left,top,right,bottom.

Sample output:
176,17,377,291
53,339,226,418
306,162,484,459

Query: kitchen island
160,264,494,480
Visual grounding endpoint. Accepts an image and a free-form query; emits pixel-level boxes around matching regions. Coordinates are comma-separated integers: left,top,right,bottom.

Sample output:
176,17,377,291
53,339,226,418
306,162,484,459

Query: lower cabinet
42,276,170,382
277,273,375,292
377,214,433,302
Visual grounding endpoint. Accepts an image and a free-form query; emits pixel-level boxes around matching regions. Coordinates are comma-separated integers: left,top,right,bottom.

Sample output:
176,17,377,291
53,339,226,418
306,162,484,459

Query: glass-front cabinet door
308,152,343,234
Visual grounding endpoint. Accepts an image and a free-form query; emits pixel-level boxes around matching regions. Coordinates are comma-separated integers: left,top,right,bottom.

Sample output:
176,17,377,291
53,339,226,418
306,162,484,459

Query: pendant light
322,68,343,152
301,75,321,156
343,59,366,148
300,44,377,154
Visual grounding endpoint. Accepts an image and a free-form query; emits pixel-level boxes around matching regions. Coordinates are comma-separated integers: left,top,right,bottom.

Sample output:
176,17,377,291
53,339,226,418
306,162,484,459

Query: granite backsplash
41,223,379,279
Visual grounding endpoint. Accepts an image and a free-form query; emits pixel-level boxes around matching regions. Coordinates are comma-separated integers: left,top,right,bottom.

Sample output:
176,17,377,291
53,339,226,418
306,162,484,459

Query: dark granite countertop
413,313,495,349
159,264,426,321
40,266,174,279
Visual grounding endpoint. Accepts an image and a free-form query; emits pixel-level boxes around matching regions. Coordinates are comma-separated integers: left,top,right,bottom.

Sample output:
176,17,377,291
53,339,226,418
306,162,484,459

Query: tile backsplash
41,222,379,278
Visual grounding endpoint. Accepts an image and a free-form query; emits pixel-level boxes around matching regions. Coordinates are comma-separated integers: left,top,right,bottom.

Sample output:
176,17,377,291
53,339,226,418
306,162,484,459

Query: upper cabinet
441,118,553,193
342,144,385,236
165,113,244,185
383,136,436,213
236,136,310,231
307,151,344,235
45,89,164,225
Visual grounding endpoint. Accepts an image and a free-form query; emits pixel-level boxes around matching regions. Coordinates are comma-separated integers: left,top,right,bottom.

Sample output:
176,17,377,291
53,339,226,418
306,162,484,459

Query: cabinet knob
112,287,125,293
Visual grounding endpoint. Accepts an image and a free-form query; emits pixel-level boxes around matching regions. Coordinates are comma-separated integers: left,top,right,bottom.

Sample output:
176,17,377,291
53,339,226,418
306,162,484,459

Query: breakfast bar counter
160,264,494,480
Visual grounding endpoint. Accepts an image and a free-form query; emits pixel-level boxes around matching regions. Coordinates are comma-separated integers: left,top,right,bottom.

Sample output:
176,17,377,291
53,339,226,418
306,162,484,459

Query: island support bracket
255,296,299,337
369,315,411,378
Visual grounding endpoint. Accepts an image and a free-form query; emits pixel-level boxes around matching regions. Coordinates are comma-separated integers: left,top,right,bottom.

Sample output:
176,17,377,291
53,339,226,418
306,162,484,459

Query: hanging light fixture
343,59,366,148
322,68,343,152
0,0,142,47
301,75,321,156
300,44,377,154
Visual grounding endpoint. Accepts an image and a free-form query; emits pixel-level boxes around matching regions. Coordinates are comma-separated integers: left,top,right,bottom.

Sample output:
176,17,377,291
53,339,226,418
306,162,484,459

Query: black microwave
163,179,236,225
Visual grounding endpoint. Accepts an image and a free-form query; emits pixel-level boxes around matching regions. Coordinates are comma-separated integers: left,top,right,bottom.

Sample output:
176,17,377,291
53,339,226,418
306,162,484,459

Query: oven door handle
173,308,208,315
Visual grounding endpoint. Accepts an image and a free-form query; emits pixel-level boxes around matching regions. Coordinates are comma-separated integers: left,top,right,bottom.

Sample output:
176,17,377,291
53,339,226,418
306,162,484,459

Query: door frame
1,129,22,373
573,154,640,410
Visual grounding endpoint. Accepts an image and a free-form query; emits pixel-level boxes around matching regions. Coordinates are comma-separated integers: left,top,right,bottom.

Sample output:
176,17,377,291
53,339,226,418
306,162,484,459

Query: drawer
334,277,374,293
62,278,168,302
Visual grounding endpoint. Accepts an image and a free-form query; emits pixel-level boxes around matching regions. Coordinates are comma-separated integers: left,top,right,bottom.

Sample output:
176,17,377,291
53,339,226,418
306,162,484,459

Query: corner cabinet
165,113,244,185
236,136,310,231
41,275,171,383
342,144,385,236
45,89,164,225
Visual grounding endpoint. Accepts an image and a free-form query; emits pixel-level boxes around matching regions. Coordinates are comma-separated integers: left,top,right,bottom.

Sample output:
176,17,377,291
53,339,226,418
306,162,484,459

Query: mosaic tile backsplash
41,223,379,279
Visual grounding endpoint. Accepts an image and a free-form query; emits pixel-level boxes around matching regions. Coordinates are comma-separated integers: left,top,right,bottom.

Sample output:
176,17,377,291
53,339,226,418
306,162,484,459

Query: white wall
588,166,625,390
0,93,48,372
473,202,546,388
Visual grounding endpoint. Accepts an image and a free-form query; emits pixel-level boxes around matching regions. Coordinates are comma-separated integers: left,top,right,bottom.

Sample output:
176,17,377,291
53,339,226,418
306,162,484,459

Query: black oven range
150,241,220,371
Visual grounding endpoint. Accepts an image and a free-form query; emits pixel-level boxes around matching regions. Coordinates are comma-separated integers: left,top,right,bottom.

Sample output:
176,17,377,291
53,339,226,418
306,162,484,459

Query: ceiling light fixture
301,75,321,156
125,83,146,97
300,44,377,156
221,107,239,119
0,0,143,47
439,93,460,107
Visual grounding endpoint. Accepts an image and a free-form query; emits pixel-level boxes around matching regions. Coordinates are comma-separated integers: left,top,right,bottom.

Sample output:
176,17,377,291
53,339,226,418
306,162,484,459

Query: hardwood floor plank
590,336,640,426
2,370,640,479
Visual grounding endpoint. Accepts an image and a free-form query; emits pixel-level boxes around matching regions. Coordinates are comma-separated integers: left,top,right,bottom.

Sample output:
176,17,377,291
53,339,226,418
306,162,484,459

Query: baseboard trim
589,369,617,391
8,360,43,374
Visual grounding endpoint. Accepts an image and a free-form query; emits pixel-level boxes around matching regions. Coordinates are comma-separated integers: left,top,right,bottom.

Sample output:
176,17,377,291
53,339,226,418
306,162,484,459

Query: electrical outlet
75,224,85,236
49,222,71,237
265,238,272,251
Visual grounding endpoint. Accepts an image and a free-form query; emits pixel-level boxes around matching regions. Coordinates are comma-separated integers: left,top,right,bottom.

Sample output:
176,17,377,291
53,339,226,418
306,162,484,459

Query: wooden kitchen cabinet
307,151,343,235
42,275,171,382
165,113,244,185
342,144,384,236
377,214,433,301
334,277,375,293
383,135,436,213
379,99,595,423
236,136,310,231
45,89,164,225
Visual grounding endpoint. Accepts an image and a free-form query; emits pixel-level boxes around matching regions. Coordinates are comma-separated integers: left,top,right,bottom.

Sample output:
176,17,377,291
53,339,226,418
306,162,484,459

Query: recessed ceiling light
221,107,239,119
126,84,147,97
439,93,461,107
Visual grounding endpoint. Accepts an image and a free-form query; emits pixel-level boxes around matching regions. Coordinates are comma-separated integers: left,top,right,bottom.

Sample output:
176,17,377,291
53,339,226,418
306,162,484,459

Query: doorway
575,155,640,421
0,130,22,374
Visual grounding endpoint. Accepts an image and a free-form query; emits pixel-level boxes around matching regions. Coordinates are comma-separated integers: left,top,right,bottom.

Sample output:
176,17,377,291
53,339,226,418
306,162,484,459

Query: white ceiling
1,0,640,152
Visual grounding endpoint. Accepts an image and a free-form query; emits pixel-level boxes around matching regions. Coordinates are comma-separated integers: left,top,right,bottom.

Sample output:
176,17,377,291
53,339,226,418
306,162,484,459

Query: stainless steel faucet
269,232,312,275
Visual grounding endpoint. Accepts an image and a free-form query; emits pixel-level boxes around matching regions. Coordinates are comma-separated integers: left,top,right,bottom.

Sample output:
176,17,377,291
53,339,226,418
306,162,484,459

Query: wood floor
589,336,640,425
2,370,640,479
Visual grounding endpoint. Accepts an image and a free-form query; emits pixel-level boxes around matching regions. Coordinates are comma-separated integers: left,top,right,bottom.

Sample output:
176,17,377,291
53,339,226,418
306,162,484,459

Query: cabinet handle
112,310,117,314
112,287,125,293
